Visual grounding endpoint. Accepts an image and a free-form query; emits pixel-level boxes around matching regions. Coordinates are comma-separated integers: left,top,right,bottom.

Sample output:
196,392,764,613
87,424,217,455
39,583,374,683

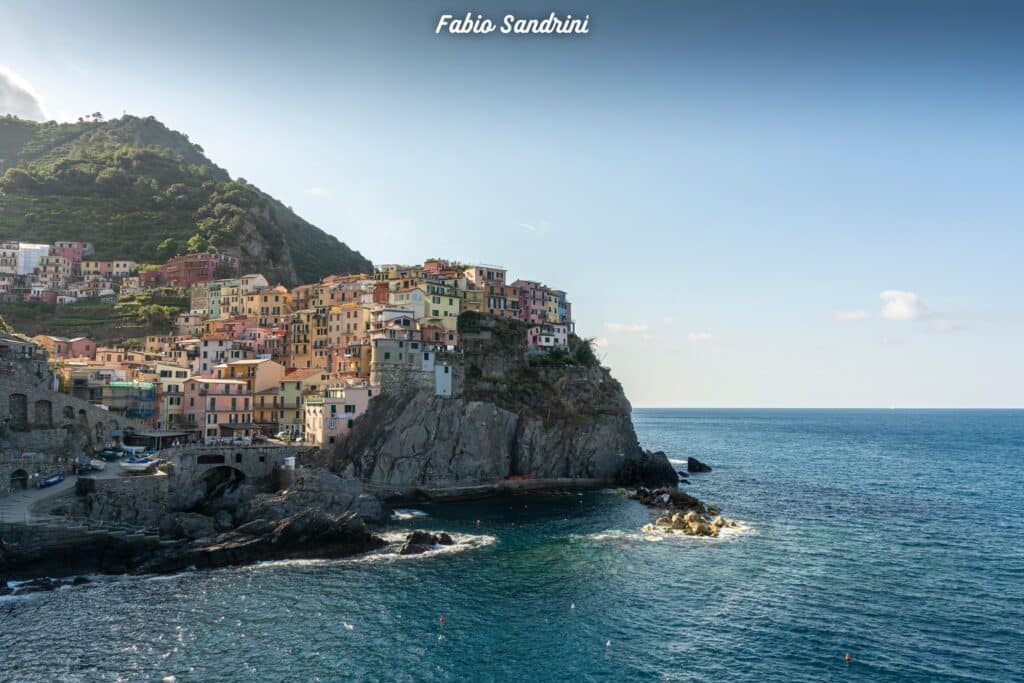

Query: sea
2,409,1022,682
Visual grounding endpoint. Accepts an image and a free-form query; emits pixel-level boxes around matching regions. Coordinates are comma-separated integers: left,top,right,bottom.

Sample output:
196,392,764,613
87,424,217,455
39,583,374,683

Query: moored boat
39,471,66,488
89,459,106,471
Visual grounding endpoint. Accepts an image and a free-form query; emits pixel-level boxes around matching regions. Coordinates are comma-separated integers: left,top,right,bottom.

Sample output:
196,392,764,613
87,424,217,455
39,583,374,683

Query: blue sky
1,0,1021,407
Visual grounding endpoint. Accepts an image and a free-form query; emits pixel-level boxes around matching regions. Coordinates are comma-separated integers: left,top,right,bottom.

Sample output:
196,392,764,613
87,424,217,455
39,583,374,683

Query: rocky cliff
333,324,677,496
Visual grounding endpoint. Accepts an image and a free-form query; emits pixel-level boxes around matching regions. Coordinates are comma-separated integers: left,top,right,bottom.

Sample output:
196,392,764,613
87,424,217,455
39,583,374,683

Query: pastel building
527,323,569,351
183,377,254,443
303,381,379,446
33,335,97,360
140,253,240,288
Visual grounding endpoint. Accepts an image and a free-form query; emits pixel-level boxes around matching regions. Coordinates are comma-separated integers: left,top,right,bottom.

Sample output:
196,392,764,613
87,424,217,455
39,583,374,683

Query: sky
1,0,1022,407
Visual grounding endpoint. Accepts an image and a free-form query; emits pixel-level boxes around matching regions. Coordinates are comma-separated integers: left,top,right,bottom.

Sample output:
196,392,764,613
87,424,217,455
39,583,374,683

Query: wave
390,508,430,521
247,531,498,570
569,522,755,546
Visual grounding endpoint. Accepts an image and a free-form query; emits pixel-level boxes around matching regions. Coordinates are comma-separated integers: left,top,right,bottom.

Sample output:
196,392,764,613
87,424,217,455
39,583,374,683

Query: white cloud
0,65,47,120
519,223,537,232
879,290,932,321
687,332,714,343
878,290,960,332
605,322,648,333
662,316,674,326
304,186,331,197
835,310,868,322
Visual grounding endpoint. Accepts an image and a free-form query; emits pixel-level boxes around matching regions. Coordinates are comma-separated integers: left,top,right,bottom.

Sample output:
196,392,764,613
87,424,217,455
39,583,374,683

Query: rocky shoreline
2,450,726,585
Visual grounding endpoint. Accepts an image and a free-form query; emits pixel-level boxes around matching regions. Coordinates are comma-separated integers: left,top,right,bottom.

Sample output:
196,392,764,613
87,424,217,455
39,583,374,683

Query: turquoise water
2,409,1022,681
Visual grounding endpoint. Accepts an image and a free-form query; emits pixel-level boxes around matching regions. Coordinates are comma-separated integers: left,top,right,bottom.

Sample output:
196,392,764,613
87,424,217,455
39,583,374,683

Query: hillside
0,114,371,285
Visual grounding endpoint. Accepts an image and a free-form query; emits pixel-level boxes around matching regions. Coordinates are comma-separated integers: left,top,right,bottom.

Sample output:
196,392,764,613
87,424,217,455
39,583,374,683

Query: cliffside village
2,241,574,448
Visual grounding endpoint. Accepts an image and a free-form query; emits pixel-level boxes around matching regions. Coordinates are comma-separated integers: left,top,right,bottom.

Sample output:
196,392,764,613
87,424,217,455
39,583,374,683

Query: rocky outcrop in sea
631,485,739,538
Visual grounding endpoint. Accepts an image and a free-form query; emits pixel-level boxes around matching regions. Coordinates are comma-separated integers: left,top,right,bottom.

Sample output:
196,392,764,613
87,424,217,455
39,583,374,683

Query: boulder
687,457,712,473
398,530,455,555
164,512,217,540
214,510,234,532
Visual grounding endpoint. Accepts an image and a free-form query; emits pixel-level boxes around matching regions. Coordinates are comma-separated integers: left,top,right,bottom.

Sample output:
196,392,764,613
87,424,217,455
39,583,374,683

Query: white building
16,243,50,275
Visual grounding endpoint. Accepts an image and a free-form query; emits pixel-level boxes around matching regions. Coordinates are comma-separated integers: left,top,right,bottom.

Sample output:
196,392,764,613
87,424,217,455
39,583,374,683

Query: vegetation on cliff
0,114,372,285
0,289,188,340
457,312,605,423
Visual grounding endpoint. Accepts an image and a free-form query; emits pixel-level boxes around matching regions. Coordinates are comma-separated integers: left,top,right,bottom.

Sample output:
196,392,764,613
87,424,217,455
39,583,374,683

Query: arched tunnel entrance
202,465,247,499
10,468,28,491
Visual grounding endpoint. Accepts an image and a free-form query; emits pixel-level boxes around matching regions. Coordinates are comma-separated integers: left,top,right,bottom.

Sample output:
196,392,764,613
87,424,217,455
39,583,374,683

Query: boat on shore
119,457,159,473
38,472,66,488
89,459,106,471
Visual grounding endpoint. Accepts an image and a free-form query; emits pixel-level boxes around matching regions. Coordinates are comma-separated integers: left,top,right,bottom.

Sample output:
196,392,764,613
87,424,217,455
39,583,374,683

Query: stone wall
75,473,171,527
0,356,145,459
0,452,63,497
164,444,296,509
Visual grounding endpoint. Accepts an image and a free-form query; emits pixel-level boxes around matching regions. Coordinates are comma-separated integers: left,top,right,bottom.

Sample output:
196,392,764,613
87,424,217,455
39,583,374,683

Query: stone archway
34,399,53,428
201,465,247,498
10,468,28,490
9,393,28,430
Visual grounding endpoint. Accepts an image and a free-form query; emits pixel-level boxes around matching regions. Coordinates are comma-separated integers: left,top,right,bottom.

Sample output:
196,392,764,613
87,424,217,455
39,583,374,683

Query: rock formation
687,457,712,473
398,530,455,555
334,353,678,496
631,486,738,537
135,510,385,574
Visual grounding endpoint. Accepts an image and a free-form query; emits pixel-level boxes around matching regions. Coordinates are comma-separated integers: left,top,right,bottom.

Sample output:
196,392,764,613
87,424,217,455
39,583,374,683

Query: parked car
275,431,293,442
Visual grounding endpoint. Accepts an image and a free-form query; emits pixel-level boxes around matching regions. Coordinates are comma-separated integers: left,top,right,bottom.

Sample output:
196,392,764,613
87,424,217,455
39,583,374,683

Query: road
0,464,121,524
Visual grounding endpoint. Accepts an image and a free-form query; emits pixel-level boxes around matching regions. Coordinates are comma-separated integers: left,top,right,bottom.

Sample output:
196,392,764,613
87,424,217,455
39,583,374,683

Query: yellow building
422,281,461,331
154,362,191,429
277,368,331,436
459,287,485,313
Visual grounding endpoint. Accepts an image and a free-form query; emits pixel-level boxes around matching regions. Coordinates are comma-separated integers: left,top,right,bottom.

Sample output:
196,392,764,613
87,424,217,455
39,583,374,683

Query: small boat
122,445,147,456
39,471,66,488
89,459,106,471
99,449,122,461
119,457,158,473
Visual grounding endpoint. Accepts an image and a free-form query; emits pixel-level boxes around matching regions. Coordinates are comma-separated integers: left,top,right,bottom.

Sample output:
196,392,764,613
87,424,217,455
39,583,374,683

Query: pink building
183,377,254,443
512,279,549,324
304,382,379,446
140,253,241,288
32,335,97,360
51,241,91,269
527,323,569,352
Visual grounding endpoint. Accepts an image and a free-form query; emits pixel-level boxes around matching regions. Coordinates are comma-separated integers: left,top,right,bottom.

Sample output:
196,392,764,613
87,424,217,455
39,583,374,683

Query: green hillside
0,114,371,285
